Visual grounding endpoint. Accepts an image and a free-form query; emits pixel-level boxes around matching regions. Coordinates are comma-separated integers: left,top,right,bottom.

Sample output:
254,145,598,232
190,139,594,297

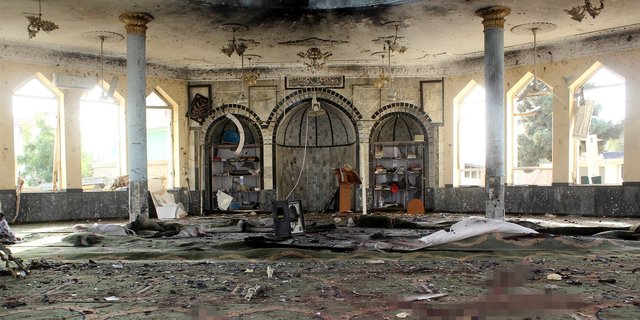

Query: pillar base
485,176,505,220
128,180,149,221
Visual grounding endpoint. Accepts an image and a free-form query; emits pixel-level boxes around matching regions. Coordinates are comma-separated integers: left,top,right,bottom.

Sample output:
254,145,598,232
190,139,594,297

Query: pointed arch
12,73,63,191
200,108,264,211
267,88,362,132
507,72,553,185
145,86,179,189
453,80,485,186
570,62,625,185
79,84,126,184
198,103,262,146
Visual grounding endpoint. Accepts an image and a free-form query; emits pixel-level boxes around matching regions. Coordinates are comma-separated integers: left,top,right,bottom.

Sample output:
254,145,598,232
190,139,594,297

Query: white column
0,88,15,190
623,73,640,183
60,89,83,191
120,12,154,221
360,141,369,215
476,6,511,220
551,80,573,185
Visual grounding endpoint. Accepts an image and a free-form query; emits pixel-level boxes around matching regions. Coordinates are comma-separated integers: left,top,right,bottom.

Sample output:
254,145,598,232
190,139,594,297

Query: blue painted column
119,12,153,221
476,6,510,220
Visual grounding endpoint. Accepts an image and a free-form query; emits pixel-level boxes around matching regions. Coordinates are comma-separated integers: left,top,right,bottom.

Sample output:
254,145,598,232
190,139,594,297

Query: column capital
119,12,154,35
476,6,511,30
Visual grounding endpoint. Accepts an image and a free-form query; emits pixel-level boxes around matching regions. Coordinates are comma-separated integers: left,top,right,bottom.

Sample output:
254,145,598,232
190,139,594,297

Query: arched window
574,65,625,185
457,84,485,186
146,91,173,189
512,76,553,185
80,85,124,189
13,77,60,191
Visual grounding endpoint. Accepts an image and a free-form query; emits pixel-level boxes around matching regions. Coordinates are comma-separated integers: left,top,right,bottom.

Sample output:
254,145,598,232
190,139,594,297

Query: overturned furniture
272,200,305,237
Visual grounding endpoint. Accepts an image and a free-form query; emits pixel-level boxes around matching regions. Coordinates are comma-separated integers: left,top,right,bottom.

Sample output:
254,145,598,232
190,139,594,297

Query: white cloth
419,217,537,247
177,225,205,238
0,217,17,243
73,223,136,236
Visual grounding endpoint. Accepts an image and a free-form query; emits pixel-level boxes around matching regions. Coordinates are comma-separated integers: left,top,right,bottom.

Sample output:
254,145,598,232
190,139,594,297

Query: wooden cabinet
211,144,262,210
371,141,424,209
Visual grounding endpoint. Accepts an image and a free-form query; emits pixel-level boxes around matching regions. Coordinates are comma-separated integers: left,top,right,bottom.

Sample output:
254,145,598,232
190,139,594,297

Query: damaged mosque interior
2,0,640,319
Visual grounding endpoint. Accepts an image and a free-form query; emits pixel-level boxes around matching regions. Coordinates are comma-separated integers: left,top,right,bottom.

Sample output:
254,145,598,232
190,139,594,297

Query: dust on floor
2,212,640,319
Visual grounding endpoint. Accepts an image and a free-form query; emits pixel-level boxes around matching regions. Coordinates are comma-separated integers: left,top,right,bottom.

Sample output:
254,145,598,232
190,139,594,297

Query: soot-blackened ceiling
1,0,639,72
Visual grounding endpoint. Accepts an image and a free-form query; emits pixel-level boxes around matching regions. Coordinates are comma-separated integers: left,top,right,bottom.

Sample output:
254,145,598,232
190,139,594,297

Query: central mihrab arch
271,88,361,212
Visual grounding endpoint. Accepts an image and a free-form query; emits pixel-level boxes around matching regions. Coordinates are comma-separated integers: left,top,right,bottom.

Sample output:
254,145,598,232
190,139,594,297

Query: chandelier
237,53,261,103
372,21,409,98
372,51,390,89
241,54,260,86
565,0,605,22
220,23,248,57
297,47,332,71
85,31,124,99
511,22,556,101
25,0,59,39
382,21,410,54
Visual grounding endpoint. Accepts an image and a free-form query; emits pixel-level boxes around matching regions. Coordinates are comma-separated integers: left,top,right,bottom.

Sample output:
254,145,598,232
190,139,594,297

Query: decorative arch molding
13,72,63,97
368,104,439,188
150,86,178,108
266,88,363,130
198,103,262,146
371,102,432,123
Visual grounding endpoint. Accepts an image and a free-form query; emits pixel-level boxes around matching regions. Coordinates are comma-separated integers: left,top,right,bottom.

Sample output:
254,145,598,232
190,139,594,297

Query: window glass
513,78,553,185
13,78,59,191
577,67,625,185
458,85,485,186
80,86,122,190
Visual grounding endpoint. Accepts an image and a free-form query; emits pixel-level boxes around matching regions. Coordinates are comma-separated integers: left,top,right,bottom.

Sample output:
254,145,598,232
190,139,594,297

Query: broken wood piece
400,293,448,302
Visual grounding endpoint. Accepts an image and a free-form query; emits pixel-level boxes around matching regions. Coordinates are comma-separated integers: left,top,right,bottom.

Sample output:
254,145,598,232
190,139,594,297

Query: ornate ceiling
0,0,639,78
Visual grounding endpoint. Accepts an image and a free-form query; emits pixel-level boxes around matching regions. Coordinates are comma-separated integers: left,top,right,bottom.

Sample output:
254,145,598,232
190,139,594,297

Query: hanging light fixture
85,31,124,99
236,53,261,104
241,54,260,86
511,22,557,101
372,51,390,89
220,23,248,57
382,20,410,54
565,0,605,22
25,0,59,39
372,21,410,101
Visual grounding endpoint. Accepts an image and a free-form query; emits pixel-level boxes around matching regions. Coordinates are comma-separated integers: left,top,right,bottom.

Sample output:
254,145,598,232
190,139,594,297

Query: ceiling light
381,20,410,54
220,23,248,57
25,0,59,39
237,53,261,103
565,0,605,22
371,51,390,89
297,47,332,71
512,23,557,101
372,21,409,100
241,54,260,86
84,31,124,99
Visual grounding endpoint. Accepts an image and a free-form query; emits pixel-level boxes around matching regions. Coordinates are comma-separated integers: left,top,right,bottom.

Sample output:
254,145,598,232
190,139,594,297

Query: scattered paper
547,273,562,281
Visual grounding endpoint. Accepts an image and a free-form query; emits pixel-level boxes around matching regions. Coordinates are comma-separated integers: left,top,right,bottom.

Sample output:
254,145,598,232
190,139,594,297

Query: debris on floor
2,212,640,319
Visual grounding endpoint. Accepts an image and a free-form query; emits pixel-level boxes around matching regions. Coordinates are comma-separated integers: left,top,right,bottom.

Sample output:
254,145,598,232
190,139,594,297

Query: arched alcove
274,93,358,212
370,112,428,210
203,112,263,212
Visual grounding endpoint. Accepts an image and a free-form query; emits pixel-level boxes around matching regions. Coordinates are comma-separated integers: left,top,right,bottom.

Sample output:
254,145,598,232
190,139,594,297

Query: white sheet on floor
419,216,538,247
72,223,135,236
